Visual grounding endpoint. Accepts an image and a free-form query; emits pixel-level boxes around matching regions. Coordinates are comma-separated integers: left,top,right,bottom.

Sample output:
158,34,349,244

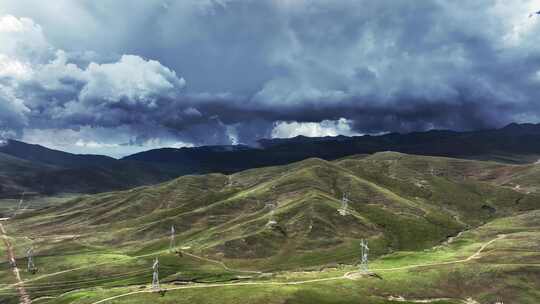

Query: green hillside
1,153,540,303
0,141,179,199
11,153,540,265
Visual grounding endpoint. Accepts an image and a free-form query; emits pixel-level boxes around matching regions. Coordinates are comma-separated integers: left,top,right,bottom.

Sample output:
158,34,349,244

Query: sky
0,0,539,157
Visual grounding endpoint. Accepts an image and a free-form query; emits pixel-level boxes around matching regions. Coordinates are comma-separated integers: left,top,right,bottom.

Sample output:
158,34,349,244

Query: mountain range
4,141,540,303
0,140,178,198
2,122,540,198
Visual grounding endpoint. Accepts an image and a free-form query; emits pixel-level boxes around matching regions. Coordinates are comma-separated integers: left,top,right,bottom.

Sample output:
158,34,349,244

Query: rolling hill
14,153,540,269
0,139,116,168
0,140,178,199
2,153,540,303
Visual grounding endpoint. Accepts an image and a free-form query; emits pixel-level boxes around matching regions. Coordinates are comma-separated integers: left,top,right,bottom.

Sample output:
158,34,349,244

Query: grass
2,153,540,303
3,209,540,303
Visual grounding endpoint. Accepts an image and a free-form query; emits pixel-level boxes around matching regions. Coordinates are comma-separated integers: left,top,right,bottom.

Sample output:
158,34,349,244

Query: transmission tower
266,202,277,228
152,257,160,290
169,225,176,252
17,192,25,209
338,193,349,216
26,247,36,274
14,192,25,216
360,239,369,273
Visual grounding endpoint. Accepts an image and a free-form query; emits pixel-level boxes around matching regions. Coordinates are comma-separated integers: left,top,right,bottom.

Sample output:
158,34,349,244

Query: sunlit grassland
2,154,540,303
42,211,540,304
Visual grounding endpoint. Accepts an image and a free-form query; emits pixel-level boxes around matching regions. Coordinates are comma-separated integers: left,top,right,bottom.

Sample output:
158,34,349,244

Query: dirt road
0,221,31,304
88,234,506,304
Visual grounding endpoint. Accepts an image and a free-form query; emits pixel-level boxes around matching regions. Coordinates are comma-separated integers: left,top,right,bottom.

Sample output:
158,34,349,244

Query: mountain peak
500,122,540,134
0,139,115,168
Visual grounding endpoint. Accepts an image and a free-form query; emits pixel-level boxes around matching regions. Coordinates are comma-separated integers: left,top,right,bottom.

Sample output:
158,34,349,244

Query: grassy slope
8,210,539,304
10,154,540,264
1,153,540,303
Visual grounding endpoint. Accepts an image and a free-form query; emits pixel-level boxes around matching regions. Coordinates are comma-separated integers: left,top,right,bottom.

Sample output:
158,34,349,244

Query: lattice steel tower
360,239,369,273
152,257,160,290
266,202,277,227
26,247,36,273
14,192,25,216
338,193,349,216
169,225,176,252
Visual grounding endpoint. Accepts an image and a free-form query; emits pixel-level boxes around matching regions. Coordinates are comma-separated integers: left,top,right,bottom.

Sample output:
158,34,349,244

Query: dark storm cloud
1,0,540,155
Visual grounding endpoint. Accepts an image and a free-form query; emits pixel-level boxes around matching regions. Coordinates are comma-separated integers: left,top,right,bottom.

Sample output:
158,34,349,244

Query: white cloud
183,107,202,117
0,14,52,63
1,0,540,152
0,14,187,108
0,77,30,137
22,127,194,158
75,139,120,149
0,15,44,137
0,15,190,149
271,118,360,138
0,54,32,80
80,55,186,105
226,125,239,145
30,50,85,91
0,14,25,31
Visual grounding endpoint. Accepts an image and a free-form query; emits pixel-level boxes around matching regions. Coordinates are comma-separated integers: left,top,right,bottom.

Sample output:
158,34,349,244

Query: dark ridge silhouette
2,123,540,198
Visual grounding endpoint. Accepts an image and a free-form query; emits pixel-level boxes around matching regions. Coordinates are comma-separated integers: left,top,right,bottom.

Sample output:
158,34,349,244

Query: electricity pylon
266,203,277,227
26,247,36,274
152,258,160,290
14,192,25,216
17,192,25,210
360,239,369,273
169,225,176,252
338,193,349,216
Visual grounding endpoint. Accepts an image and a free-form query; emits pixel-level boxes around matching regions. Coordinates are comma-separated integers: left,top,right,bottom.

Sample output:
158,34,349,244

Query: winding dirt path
0,231,506,303
0,249,161,291
89,277,346,304
370,234,506,272
1,221,31,304
88,234,507,304
0,247,262,291
180,251,262,274
387,295,468,303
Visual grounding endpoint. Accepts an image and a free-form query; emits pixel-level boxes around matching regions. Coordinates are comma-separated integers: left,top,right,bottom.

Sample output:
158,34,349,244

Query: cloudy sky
0,0,539,157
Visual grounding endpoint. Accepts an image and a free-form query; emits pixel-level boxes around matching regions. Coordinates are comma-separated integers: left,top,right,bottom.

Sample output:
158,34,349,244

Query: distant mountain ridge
2,123,540,198
0,140,178,199
0,139,116,168
124,123,540,173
